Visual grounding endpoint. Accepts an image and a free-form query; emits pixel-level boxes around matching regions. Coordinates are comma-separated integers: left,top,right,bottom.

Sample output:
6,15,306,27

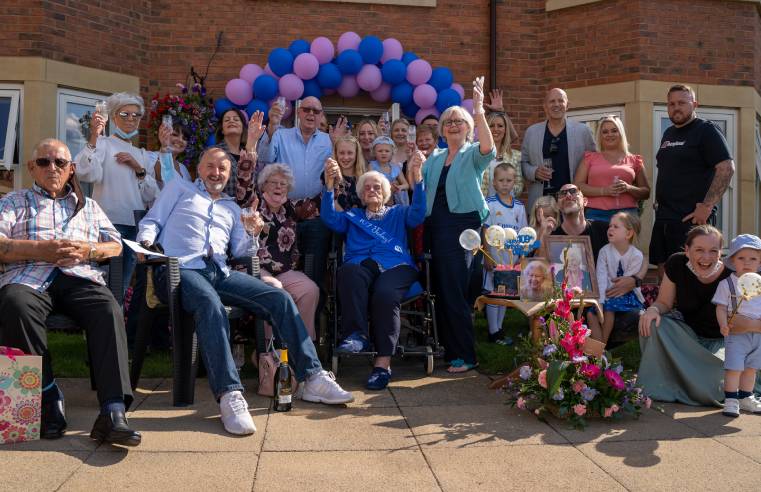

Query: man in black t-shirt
650,84,734,277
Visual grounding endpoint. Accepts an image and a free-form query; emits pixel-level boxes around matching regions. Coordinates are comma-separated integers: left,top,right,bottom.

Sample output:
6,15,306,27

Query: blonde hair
353,119,379,140
332,135,366,177
529,196,560,229
486,112,513,159
596,115,629,154
611,211,640,244
439,106,475,142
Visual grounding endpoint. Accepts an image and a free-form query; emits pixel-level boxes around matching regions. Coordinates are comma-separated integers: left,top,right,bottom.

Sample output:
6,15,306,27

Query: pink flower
537,358,549,370
645,397,652,409
573,404,587,416
534,409,541,415
611,404,620,413
572,380,587,394
604,407,614,418
538,370,547,389
276,226,296,253
604,369,625,390
517,397,526,409
548,320,558,340
580,363,601,379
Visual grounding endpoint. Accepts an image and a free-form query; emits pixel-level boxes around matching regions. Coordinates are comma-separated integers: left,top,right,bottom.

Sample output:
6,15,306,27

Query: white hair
356,170,392,205
106,92,145,117
257,163,294,192
439,106,475,142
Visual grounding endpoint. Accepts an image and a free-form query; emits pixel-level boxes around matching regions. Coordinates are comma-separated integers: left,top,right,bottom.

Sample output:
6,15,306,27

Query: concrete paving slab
253,450,439,491
0,451,90,491
424,444,625,491
263,405,415,451
59,451,258,491
134,378,271,412
657,402,756,438
57,378,163,409
390,372,504,407
403,404,567,447
714,435,761,463
576,437,761,490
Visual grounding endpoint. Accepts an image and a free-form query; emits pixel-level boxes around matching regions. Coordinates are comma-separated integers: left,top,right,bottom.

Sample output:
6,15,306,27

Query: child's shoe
739,395,761,414
723,398,740,418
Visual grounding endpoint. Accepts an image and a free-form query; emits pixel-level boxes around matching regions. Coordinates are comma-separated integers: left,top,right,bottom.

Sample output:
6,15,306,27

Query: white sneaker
220,390,256,435
301,370,355,405
723,397,740,418
739,395,761,414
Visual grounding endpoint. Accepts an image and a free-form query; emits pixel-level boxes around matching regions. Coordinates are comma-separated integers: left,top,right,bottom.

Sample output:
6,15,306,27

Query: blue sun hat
724,234,761,270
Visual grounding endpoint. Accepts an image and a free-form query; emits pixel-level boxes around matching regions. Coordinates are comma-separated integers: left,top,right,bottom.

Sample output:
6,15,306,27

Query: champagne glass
407,125,417,147
241,206,259,255
276,96,286,112
94,101,108,122
542,158,554,190
381,111,390,136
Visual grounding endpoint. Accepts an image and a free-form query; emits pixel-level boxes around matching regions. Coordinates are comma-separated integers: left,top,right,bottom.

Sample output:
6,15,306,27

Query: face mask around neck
114,127,139,140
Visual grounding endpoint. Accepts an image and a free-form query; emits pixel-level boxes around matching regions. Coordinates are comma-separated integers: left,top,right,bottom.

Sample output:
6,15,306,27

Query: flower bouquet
503,286,650,429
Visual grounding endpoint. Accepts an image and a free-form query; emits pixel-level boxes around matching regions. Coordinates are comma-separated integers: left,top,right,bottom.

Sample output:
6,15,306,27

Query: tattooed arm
682,159,734,225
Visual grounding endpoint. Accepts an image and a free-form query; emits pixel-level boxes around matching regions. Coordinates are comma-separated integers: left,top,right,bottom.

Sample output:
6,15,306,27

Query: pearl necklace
686,260,722,280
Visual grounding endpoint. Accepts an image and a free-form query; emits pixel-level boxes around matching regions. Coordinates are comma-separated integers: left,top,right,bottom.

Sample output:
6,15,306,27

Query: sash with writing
344,209,407,257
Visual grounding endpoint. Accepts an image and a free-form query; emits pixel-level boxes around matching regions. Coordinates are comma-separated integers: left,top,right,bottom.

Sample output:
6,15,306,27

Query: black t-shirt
664,252,731,339
542,125,571,195
655,118,732,222
551,220,608,261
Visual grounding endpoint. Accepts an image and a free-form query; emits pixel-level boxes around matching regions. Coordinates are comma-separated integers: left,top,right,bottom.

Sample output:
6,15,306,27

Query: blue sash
344,209,407,257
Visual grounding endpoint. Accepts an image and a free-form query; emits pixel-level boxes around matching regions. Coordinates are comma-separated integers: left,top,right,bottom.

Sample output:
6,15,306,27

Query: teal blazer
422,141,496,221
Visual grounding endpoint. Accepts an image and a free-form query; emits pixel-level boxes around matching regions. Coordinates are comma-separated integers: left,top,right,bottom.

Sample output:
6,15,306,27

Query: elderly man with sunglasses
520,88,596,213
0,138,140,445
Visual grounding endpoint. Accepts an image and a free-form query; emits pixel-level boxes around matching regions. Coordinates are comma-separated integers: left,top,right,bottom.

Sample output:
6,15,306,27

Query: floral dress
256,200,300,275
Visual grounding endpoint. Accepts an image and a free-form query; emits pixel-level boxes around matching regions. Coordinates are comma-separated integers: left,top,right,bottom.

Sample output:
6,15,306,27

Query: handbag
0,346,42,444
257,338,298,397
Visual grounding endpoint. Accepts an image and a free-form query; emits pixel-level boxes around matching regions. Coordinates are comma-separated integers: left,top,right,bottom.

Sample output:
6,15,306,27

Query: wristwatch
135,168,147,179
630,275,642,288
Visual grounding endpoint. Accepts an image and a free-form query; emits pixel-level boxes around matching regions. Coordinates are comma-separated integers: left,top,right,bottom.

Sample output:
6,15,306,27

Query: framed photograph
546,236,598,299
519,258,553,302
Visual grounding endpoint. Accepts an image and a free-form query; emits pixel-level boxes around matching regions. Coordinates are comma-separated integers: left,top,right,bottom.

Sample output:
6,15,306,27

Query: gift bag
0,346,42,444
257,339,298,397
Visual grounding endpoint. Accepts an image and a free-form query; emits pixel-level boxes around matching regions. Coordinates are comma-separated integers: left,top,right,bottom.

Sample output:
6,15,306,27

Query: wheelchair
324,232,444,376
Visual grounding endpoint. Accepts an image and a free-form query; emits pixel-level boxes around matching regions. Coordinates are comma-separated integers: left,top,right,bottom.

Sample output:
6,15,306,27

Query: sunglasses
300,107,323,115
443,119,466,127
117,111,143,119
557,188,579,198
35,157,71,169
549,136,561,155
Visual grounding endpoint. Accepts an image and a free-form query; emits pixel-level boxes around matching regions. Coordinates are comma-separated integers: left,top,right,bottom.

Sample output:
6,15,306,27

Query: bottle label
278,394,292,405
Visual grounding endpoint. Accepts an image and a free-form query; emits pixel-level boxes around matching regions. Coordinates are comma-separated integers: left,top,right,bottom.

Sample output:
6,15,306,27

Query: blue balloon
253,74,279,101
246,99,269,121
303,78,323,98
336,49,363,75
435,88,462,113
401,102,420,118
205,133,216,147
214,98,235,117
401,51,418,65
391,81,414,105
358,35,383,65
316,63,342,89
429,67,454,92
381,60,407,85
268,48,294,77
289,39,310,57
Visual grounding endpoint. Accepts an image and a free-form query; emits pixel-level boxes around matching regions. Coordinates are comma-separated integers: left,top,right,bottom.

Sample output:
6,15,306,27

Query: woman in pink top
574,115,651,222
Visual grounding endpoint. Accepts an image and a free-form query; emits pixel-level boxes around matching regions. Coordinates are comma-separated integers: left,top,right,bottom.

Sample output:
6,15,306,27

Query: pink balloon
406,59,432,86
380,38,403,64
337,31,362,53
225,78,253,106
279,74,305,101
415,107,440,125
370,82,391,102
293,53,320,80
462,98,474,115
356,64,382,92
263,64,280,81
412,84,437,109
451,83,465,100
337,75,360,98
239,64,263,84
310,36,335,65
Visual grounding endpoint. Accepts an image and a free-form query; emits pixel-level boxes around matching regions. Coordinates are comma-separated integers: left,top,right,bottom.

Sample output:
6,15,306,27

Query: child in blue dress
369,136,409,205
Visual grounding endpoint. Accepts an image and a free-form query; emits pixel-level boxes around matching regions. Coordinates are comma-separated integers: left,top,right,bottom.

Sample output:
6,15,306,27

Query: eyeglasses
363,184,382,192
300,107,323,115
549,136,561,155
35,157,71,169
117,111,143,120
443,119,466,128
557,188,579,198
266,179,289,188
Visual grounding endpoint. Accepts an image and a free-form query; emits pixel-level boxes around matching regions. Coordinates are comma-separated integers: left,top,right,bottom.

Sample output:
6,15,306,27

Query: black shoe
41,398,67,440
488,330,505,344
90,410,142,446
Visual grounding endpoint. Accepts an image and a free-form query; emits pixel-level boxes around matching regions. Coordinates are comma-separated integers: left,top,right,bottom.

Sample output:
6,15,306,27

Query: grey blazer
520,119,596,213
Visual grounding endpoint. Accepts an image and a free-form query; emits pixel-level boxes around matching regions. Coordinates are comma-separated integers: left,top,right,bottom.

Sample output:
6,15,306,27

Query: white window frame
567,106,625,138
0,85,22,171
57,88,110,151
652,105,739,242
755,118,761,234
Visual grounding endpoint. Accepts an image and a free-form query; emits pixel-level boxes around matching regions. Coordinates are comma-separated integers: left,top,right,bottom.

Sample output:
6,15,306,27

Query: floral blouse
256,200,300,275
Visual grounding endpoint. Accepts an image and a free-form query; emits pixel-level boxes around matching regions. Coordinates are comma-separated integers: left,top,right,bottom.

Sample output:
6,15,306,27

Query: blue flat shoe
447,359,479,374
366,367,391,390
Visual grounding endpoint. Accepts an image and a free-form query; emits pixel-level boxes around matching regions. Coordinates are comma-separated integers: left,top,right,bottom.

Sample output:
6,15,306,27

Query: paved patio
3,358,761,491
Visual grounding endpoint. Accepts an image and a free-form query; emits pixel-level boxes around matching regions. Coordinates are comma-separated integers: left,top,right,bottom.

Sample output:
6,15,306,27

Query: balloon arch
214,32,473,125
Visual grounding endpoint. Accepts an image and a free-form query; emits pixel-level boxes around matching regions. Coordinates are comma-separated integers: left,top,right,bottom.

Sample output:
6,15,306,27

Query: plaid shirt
0,184,121,291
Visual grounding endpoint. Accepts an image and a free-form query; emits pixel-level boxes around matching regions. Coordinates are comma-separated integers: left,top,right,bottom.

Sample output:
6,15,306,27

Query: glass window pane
0,96,11,162
63,101,95,158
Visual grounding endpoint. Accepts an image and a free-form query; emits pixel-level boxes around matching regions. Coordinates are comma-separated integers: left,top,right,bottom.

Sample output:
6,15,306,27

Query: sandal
446,359,479,373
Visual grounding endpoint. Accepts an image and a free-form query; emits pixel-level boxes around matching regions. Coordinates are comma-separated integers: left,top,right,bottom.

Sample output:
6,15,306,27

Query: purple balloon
406,59,432,86
239,64,263,84
278,74,305,101
263,64,280,81
225,78,253,106
462,98,474,115
310,36,335,65
337,75,360,98
356,64,382,92
412,84,437,109
451,83,465,100
337,31,362,53
415,107,440,125
293,53,320,80
380,38,403,64
370,82,391,103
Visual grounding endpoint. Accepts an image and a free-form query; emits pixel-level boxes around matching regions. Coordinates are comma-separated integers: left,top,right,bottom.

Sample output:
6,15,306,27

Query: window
755,119,761,233
567,106,624,139
57,89,110,160
0,86,21,170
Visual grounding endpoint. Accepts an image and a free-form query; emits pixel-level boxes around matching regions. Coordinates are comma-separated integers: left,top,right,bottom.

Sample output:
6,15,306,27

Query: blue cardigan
320,182,426,270
422,141,496,221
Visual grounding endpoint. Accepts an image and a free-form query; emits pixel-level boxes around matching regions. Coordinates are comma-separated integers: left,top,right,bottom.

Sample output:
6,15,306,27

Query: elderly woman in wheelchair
320,151,427,390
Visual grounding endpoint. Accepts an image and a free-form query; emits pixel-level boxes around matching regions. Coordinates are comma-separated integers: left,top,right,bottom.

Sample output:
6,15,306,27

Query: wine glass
542,158,554,190
241,207,259,254
94,101,108,122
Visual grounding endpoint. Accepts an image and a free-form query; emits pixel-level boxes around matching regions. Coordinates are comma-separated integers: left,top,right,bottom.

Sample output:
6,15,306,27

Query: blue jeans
584,207,639,222
114,224,138,297
155,259,323,399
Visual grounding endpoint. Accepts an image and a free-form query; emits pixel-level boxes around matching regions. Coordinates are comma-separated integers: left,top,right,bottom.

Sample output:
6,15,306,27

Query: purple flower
519,365,532,380
581,387,598,401
552,388,565,401
614,364,623,374
542,344,557,357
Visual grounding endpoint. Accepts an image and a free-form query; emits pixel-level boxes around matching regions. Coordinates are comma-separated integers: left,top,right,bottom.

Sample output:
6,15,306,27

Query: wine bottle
273,347,292,412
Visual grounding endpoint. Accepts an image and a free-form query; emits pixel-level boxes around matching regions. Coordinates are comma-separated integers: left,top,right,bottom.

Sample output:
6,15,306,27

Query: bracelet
473,109,485,115
647,305,660,314
86,143,96,151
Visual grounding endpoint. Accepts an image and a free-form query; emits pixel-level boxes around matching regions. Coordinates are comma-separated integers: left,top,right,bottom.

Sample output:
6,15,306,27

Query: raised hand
484,88,504,112
407,150,425,183
324,158,341,189
472,76,485,115
158,124,173,150
268,104,284,130
89,113,107,145
247,111,266,144
329,115,349,142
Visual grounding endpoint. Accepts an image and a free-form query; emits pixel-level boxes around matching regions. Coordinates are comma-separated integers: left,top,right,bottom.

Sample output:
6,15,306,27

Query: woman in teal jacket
422,77,496,373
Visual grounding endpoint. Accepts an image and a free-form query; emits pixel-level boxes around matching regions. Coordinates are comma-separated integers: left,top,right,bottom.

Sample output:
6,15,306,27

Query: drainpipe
490,0,497,89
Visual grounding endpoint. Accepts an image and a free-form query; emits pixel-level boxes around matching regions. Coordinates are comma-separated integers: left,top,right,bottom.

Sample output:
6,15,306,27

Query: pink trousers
260,269,319,340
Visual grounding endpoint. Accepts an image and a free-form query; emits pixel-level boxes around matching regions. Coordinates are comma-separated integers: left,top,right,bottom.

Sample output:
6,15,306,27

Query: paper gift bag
0,346,42,444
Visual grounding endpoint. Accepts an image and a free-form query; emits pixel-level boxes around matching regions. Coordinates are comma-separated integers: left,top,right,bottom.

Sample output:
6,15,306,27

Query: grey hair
439,106,475,142
257,163,294,192
32,138,71,160
106,92,145,117
356,170,392,205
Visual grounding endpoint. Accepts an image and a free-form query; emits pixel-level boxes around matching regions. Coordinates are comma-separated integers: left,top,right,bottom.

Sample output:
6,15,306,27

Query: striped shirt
0,184,121,291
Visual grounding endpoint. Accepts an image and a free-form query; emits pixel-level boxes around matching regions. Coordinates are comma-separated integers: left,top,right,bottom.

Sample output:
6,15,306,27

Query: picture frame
519,257,553,302
546,235,599,299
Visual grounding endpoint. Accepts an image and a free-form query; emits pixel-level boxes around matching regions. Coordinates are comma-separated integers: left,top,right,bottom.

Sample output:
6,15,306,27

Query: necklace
686,260,722,280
